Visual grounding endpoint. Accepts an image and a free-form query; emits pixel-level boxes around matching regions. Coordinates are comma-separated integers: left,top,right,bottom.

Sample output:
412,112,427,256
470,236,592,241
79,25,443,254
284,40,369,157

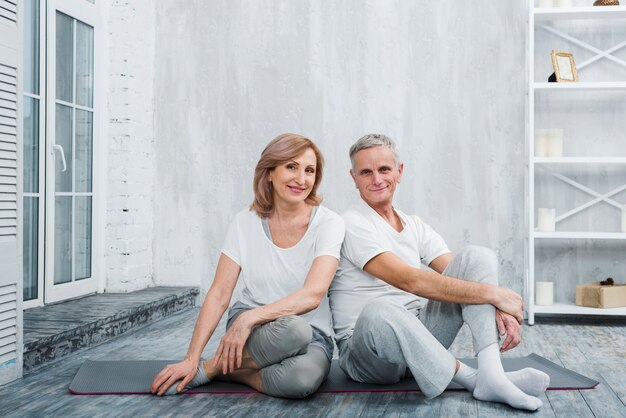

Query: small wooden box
575,282,626,308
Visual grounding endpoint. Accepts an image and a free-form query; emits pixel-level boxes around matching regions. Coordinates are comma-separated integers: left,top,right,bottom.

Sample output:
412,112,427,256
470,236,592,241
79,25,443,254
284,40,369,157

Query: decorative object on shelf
534,129,549,157
593,0,620,6
539,0,554,7
600,277,615,285
536,281,554,305
549,51,579,82
556,0,573,6
622,205,626,233
576,279,626,308
537,208,556,232
547,128,564,157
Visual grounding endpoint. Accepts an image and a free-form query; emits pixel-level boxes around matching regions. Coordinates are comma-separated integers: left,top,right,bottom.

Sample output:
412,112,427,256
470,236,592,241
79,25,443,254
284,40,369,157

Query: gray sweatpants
337,245,500,398
226,314,331,399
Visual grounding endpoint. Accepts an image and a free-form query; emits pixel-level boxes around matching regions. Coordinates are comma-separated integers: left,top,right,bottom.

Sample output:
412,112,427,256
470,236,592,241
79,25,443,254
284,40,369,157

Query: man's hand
495,309,522,352
492,287,524,324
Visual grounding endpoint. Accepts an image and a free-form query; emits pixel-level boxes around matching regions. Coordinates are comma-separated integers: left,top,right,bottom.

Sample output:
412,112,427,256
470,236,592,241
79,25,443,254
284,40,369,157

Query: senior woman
151,133,345,399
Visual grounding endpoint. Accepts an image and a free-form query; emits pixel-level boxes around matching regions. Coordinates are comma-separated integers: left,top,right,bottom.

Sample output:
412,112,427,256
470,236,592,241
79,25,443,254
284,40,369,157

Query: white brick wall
104,0,156,292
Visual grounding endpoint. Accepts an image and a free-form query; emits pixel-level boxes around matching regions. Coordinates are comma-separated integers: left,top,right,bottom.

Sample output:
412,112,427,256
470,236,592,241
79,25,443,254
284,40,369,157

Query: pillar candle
534,129,549,157
537,208,556,232
539,0,554,7
536,281,554,306
547,128,564,157
556,0,573,7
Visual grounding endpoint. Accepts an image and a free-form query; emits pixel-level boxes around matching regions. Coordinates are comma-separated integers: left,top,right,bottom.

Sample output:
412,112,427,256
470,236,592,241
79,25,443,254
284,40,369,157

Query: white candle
537,208,556,232
622,205,626,233
536,281,554,306
539,0,554,7
534,129,549,157
547,128,564,157
556,0,573,7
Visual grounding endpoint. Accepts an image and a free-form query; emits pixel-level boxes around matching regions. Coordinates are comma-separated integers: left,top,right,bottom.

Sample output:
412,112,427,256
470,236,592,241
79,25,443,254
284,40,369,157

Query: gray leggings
226,314,331,399
338,245,499,399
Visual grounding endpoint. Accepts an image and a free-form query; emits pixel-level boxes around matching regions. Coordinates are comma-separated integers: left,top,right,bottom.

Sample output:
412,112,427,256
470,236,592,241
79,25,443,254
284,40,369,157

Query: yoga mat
68,353,598,395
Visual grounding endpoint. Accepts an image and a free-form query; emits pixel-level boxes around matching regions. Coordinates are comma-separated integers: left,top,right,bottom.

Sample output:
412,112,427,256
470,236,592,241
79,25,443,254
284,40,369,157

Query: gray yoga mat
68,353,598,395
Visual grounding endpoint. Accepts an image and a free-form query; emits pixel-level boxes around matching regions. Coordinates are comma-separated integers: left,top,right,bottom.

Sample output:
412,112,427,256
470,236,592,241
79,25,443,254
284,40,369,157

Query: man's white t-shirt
329,198,450,343
221,205,345,339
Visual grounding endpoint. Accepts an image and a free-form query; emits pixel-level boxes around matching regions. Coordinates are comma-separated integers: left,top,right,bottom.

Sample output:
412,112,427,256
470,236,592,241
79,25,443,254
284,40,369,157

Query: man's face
350,146,403,208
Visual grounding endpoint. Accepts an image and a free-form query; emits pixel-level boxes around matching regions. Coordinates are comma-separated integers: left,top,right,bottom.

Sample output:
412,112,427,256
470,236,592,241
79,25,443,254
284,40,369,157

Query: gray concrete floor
1,308,625,417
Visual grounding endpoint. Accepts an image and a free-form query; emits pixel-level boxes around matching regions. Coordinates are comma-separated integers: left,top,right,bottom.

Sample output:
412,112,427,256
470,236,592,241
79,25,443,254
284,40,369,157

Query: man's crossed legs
338,246,548,411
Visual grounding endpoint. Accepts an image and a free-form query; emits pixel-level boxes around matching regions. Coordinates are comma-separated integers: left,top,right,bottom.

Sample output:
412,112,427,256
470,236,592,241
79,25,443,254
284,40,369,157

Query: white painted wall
151,0,529,294
104,0,156,292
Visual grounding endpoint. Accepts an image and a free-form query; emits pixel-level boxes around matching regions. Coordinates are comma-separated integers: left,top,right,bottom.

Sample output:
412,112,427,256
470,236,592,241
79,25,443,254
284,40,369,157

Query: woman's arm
212,254,339,374
151,254,240,395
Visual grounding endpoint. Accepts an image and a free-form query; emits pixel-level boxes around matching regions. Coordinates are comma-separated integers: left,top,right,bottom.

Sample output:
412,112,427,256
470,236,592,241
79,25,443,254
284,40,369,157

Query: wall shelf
534,6,626,22
534,157,626,164
533,232,626,240
533,303,626,316
534,82,626,90
527,2,626,325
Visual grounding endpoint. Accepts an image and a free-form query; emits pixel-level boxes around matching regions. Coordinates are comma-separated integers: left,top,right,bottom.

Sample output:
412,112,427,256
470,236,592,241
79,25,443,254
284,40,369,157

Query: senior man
329,134,548,411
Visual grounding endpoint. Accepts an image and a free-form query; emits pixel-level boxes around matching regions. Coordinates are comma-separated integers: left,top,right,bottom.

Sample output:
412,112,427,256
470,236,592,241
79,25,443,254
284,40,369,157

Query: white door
44,0,98,303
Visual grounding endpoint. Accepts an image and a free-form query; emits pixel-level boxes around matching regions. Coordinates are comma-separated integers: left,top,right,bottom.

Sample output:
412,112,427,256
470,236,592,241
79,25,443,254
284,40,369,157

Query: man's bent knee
457,245,498,285
359,299,400,324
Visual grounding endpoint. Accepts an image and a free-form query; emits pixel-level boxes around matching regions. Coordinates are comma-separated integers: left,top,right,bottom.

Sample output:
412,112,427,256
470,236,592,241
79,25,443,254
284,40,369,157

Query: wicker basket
593,0,620,6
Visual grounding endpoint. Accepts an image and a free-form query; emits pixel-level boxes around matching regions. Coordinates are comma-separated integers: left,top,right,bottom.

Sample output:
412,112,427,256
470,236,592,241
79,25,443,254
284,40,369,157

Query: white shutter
0,63,18,240
0,0,22,385
0,0,17,25
0,284,17,368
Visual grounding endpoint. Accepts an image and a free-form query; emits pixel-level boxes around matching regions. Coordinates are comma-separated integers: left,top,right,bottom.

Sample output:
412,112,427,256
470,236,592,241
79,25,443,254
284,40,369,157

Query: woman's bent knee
261,347,330,399
280,365,326,398
247,316,312,368
275,316,312,349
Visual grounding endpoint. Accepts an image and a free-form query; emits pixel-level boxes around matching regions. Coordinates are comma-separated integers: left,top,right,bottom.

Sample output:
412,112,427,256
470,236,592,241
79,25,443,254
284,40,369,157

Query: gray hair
349,134,400,169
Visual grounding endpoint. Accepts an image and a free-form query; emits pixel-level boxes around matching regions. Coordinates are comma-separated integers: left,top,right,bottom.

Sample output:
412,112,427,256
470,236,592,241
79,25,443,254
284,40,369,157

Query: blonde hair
251,133,324,217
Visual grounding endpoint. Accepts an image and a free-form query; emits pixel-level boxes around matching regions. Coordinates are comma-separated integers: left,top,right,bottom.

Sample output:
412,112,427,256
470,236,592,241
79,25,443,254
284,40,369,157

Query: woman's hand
212,311,255,374
150,357,198,396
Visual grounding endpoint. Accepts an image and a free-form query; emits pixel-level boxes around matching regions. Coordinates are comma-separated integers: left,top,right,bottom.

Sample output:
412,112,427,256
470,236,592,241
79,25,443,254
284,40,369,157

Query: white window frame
22,0,46,310
23,0,103,307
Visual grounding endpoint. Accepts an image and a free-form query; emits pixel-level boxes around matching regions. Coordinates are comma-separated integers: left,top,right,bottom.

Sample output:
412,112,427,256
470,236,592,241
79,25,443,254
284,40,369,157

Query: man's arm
363,251,524,322
428,253,453,274
427,252,522,351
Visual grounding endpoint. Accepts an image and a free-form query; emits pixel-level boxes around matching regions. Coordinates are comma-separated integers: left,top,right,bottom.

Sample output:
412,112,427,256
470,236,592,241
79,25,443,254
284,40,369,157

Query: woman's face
269,147,317,207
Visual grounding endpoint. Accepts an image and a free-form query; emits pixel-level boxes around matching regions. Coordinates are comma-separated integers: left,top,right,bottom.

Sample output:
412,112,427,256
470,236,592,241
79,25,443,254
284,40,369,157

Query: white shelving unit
527,4,626,324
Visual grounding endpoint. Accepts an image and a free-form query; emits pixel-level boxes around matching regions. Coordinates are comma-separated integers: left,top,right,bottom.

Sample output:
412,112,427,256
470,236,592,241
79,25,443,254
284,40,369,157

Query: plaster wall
152,0,530,295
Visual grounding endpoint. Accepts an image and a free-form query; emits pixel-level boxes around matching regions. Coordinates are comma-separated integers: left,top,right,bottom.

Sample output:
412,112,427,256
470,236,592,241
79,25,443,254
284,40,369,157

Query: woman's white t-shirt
221,205,345,340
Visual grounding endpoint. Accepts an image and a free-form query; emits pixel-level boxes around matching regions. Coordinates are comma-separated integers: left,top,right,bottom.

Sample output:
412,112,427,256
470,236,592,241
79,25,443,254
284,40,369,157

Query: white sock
452,361,550,396
452,361,479,390
472,344,543,411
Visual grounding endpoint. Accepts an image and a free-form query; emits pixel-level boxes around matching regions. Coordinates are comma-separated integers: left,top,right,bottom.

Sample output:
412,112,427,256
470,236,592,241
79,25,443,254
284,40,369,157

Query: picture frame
550,51,578,82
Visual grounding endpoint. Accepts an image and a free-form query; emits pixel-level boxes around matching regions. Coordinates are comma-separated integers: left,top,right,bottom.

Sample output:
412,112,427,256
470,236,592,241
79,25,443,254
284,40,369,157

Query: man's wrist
484,284,499,306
